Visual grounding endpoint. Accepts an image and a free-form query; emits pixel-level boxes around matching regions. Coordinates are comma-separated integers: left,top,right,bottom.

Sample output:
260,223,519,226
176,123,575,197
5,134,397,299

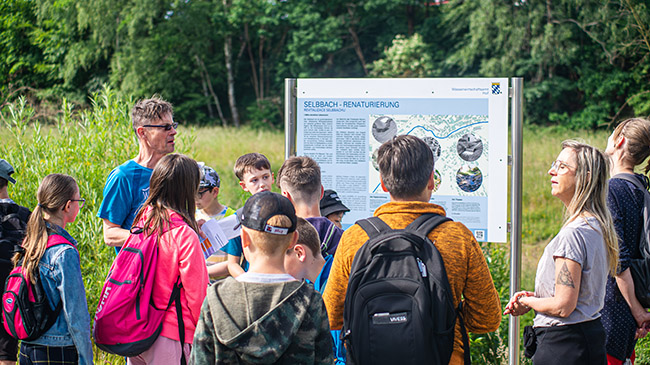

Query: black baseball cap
0,159,16,184
320,189,350,217
238,191,297,235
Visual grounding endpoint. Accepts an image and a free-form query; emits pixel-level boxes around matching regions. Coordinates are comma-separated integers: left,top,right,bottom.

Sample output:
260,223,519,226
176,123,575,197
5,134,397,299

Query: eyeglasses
70,198,85,209
142,122,178,131
197,188,211,198
549,160,575,175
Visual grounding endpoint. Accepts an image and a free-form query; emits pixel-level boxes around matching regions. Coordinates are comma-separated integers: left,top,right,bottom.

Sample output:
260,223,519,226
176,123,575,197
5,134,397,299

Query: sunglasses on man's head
142,122,178,131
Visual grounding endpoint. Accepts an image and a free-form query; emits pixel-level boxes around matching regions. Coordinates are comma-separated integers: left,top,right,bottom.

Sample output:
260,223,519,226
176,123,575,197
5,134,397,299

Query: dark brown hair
277,156,321,204
377,135,433,199
295,217,321,258
234,153,271,180
133,154,200,236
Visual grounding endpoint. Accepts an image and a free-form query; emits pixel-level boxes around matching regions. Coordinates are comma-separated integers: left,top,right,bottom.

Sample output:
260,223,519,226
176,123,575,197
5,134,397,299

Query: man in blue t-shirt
97,97,177,253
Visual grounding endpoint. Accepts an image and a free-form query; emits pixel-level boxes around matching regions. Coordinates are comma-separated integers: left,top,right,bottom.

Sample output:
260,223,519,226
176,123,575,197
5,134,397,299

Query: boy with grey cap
0,159,30,365
191,191,333,364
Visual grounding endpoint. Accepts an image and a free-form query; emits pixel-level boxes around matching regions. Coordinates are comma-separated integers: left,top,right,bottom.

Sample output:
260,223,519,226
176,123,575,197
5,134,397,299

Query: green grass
188,125,285,209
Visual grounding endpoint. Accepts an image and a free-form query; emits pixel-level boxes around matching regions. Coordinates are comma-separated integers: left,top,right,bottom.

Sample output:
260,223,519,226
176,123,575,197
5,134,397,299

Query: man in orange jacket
323,135,502,364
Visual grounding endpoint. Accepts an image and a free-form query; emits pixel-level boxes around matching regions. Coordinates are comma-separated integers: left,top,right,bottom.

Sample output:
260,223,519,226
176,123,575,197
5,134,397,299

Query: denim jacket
23,223,94,364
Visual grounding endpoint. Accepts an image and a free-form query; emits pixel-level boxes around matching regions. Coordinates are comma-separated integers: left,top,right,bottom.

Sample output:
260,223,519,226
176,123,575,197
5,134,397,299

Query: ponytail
12,174,77,283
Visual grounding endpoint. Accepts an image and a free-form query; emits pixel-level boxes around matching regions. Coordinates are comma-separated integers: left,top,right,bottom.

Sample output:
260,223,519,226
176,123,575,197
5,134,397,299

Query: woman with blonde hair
505,140,618,364
602,117,650,365
14,174,93,364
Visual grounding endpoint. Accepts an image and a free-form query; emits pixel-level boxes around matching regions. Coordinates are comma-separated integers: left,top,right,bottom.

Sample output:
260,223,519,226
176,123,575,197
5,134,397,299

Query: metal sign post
509,77,524,365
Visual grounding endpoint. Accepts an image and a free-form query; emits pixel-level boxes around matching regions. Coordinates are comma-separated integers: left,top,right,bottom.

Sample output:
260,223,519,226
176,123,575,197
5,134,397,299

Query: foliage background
3,0,650,363
2,0,650,130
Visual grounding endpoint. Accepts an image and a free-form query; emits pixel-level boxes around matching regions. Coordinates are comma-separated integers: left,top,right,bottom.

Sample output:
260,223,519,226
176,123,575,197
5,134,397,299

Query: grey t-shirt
533,216,609,327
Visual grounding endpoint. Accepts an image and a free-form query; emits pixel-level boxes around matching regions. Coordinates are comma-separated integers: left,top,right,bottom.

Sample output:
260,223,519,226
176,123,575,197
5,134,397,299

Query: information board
293,78,509,242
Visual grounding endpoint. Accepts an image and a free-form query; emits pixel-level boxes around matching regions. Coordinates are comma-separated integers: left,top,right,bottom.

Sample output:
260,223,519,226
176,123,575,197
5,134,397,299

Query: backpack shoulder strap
612,173,649,192
355,217,392,239
406,213,451,237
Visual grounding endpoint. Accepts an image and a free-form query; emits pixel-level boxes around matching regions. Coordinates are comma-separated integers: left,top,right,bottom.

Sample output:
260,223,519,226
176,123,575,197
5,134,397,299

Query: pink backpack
2,235,75,340
93,218,187,364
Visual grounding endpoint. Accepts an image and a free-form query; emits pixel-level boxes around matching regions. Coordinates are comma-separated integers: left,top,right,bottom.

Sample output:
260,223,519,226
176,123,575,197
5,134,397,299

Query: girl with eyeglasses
13,174,93,364
505,140,618,365
601,118,650,365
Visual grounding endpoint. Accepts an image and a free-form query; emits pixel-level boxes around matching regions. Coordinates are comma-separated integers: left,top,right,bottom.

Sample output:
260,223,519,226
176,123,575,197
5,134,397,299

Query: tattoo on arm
557,262,575,288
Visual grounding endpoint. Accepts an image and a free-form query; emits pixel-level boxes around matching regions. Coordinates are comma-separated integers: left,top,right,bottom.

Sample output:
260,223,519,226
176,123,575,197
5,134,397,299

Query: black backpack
613,174,650,307
0,203,30,264
342,213,470,365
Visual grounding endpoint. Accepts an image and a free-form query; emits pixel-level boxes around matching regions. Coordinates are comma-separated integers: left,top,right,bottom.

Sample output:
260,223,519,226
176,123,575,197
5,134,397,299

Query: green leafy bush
0,87,194,363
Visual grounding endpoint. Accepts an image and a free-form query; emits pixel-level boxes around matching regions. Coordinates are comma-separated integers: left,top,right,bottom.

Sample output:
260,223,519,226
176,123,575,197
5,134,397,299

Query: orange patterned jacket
322,201,502,364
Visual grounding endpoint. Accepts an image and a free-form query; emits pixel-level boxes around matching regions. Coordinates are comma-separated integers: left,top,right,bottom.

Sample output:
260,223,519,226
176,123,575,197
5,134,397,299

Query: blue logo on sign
491,83,501,95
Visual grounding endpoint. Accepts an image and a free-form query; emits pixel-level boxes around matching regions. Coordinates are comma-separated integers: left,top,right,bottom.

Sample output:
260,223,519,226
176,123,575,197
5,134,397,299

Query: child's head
18,173,81,282
135,153,200,235
319,189,350,229
276,156,322,207
240,191,297,260
234,153,273,195
196,163,221,210
0,159,16,191
284,218,322,280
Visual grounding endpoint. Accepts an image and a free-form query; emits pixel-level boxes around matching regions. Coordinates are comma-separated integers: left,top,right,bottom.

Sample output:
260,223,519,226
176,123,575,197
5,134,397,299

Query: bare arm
226,254,244,278
102,219,130,247
206,261,229,279
616,269,650,327
519,258,581,318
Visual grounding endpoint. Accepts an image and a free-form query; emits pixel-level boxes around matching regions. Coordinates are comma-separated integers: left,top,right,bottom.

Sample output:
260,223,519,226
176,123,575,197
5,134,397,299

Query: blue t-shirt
97,160,153,253
220,236,249,271
311,255,345,364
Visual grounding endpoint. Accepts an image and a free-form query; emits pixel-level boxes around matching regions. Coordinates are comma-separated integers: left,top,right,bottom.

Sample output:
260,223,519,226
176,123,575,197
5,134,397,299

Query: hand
197,219,207,240
504,291,535,316
632,308,650,329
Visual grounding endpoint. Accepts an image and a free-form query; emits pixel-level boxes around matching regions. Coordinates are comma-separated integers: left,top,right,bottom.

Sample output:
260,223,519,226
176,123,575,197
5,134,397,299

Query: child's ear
239,181,249,192
241,228,251,248
270,172,274,184
295,244,307,262
379,177,389,192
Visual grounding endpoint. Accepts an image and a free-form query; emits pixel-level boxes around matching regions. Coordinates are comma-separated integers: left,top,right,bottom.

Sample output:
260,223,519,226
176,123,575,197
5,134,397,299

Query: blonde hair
13,174,77,283
561,140,619,275
612,118,650,174
245,215,294,256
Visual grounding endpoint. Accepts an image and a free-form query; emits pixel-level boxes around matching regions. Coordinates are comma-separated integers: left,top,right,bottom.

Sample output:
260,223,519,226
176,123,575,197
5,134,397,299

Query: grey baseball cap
0,159,16,184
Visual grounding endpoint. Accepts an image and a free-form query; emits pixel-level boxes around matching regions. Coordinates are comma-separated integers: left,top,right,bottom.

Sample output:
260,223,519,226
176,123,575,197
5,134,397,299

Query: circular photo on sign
433,169,441,193
456,165,482,193
423,136,441,163
372,116,398,143
456,133,483,161
371,148,380,171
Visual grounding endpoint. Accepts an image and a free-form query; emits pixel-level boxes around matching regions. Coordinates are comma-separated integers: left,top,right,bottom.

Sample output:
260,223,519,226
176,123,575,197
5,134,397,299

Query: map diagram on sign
369,114,489,196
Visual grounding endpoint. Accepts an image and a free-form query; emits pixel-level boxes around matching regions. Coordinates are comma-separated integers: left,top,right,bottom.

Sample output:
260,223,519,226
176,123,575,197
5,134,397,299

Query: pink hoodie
137,207,209,344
